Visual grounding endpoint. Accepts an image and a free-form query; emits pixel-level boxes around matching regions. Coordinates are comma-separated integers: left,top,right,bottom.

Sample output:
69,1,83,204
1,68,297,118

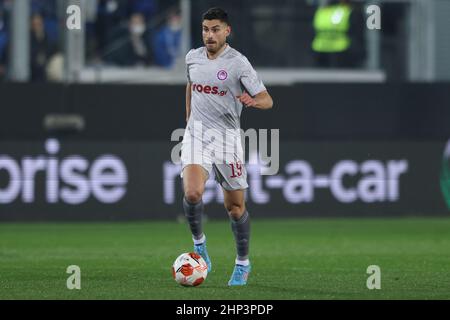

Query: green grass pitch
1,218,450,300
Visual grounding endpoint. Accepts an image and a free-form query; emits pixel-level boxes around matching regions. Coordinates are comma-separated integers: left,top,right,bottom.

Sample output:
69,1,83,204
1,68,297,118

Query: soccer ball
172,252,208,287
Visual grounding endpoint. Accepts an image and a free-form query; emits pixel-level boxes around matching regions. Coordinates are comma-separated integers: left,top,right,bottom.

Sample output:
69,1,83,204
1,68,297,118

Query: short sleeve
239,56,266,97
186,65,191,83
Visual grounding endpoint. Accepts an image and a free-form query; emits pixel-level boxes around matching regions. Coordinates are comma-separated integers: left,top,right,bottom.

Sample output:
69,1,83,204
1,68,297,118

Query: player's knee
227,204,245,220
184,189,202,204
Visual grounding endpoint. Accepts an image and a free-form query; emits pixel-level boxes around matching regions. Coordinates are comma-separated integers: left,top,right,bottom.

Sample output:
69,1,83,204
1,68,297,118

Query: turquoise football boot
194,241,212,273
228,263,251,286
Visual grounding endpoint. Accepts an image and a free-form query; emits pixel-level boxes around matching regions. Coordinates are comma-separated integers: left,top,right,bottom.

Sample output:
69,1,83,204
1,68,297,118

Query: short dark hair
202,7,230,25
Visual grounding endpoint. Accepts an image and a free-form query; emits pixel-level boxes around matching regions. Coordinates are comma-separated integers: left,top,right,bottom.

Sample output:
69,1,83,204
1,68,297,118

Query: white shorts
180,129,248,191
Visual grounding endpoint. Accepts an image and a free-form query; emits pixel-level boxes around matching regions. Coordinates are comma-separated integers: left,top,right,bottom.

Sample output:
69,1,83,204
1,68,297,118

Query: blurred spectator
104,13,153,66
31,0,58,43
95,0,129,54
31,0,56,16
129,0,156,20
45,52,64,82
152,9,182,68
311,0,365,68
85,0,100,62
89,0,157,63
30,13,57,82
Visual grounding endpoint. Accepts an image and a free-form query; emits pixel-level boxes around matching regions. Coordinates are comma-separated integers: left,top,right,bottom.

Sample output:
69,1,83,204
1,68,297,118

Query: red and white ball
172,252,208,287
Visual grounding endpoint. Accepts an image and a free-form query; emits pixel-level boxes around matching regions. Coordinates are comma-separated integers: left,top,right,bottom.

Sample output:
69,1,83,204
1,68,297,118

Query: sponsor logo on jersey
192,83,227,96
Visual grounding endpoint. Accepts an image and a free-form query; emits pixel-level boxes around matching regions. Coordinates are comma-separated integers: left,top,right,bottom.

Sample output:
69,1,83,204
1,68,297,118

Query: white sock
235,258,250,266
193,234,206,245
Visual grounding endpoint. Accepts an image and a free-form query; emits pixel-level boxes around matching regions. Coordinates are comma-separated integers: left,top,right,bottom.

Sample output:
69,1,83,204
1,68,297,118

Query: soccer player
181,7,273,286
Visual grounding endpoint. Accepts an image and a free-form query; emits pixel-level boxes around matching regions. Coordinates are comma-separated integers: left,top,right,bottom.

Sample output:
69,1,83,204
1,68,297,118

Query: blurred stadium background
1,0,450,300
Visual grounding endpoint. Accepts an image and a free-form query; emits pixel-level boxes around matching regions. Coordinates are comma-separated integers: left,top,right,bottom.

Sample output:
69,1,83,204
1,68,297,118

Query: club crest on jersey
217,70,228,81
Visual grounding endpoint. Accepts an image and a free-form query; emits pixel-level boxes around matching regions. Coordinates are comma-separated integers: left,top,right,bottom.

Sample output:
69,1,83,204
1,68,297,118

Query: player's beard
206,40,226,54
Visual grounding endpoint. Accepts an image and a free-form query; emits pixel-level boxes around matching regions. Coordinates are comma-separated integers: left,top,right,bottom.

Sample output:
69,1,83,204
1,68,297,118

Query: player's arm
186,82,192,122
237,90,273,110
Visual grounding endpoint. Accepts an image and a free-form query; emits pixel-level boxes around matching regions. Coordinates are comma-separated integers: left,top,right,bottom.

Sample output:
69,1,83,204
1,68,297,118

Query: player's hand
237,92,257,108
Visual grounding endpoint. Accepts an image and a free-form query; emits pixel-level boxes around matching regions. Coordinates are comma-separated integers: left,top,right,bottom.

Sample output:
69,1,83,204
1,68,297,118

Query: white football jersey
186,44,266,136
